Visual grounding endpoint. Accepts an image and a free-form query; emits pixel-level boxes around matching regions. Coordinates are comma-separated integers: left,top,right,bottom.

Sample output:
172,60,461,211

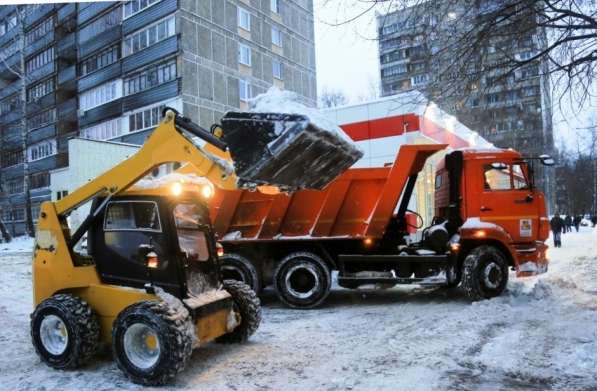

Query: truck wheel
216,280,261,343
30,294,100,369
220,253,261,293
461,245,509,300
273,252,331,308
112,301,193,386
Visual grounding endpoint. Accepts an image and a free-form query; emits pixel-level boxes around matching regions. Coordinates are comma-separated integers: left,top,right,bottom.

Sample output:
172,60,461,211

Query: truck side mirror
539,155,555,166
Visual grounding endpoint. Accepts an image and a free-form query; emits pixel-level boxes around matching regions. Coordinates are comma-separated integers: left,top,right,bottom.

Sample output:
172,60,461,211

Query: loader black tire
216,280,261,343
112,300,193,386
30,294,100,369
220,253,262,294
273,252,332,309
461,245,509,301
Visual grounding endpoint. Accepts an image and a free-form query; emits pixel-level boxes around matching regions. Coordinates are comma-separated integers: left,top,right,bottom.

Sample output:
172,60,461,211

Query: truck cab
435,149,551,279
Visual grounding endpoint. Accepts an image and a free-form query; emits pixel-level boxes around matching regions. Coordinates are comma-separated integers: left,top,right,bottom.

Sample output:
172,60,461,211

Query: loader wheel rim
123,323,161,370
483,262,503,289
285,264,319,299
40,314,69,355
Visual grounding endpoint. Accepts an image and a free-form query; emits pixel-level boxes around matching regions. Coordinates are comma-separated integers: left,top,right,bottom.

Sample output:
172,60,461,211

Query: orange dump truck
210,144,553,308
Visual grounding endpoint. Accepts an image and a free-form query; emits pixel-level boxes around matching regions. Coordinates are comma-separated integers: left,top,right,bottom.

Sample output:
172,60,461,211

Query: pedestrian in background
573,215,582,232
564,214,572,233
550,213,565,247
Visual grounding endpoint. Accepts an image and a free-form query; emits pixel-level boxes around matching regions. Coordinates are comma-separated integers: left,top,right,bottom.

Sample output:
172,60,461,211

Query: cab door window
483,163,529,191
173,203,210,262
104,201,161,231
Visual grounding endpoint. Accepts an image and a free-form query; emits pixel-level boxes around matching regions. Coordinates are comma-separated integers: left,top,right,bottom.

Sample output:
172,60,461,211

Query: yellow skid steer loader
30,109,361,385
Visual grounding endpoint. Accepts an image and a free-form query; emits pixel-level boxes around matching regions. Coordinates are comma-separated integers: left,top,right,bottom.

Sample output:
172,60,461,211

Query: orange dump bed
210,144,446,241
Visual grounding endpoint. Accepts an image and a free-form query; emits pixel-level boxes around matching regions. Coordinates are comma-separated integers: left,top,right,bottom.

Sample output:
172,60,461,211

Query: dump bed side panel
211,144,447,240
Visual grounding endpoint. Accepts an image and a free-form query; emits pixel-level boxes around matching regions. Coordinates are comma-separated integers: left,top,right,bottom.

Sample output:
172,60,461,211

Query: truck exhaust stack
220,112,363,190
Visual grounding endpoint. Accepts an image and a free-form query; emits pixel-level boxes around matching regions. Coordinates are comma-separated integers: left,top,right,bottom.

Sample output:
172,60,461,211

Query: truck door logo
520,219,532,237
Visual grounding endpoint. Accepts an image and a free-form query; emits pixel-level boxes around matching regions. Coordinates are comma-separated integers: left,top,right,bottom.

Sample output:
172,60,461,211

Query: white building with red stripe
322,91,492,226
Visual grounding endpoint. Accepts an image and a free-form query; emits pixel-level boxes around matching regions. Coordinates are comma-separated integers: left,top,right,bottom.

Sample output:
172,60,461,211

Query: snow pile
0,235,34,254
249,87,358,146
135,172,215,190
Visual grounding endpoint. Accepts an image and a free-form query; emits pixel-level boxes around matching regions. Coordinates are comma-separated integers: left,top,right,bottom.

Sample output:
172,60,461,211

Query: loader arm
55,110,236,217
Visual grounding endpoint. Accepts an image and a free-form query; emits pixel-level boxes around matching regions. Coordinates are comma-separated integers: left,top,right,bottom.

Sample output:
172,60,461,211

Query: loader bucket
220,112,363,190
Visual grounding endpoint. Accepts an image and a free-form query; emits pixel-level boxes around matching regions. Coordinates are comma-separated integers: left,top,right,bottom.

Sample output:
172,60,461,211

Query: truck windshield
173,203,210,262
483,163,529,190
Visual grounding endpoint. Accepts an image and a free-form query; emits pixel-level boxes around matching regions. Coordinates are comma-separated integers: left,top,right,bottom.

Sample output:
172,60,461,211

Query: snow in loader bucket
220,111,363,190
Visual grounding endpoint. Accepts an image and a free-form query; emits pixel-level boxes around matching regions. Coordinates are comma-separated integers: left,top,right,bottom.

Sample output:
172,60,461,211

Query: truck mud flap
220,112,363,190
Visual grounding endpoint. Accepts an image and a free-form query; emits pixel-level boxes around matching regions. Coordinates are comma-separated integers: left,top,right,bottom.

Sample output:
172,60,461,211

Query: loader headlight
201,184,214,199
171,182,183,196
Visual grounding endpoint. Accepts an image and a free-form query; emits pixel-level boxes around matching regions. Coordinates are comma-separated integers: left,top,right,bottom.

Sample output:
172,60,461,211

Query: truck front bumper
515,241,548,277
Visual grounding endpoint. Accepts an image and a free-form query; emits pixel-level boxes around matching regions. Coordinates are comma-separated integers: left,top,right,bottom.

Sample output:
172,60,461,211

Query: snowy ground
1,228,596,390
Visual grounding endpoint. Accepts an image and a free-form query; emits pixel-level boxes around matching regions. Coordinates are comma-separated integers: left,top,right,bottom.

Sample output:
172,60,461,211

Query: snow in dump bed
249,87,358,146
134,172,215,189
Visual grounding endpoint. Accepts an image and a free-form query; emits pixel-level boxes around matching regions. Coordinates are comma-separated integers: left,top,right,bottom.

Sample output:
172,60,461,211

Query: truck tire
220,253,261,293
112,300,193,386
461,245,509,300
31,294,100,369
273,252,331,309
216,280,261,343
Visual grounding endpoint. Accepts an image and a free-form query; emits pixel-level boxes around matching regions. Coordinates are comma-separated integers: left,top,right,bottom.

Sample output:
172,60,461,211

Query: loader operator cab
88,188,220,299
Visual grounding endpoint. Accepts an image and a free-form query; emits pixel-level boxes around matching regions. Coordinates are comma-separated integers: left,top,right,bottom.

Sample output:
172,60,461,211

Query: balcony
0,27,17,48
123,0,177,35
24,30,55,58
26,61,55,84
0,79,21,101
25,4,55,27
77,2,115,26
57,33,76,61
26,93,56,115
29,154,60,174
78,98,123,128
0,52,21,81
57,3,77,31
122,79,180,112
1,163,25,180
27,123,56,144
57,97,77,122
79,26,122,59
0,108,23,124
122,35,179,73
78,61,121,93
58,64,76,90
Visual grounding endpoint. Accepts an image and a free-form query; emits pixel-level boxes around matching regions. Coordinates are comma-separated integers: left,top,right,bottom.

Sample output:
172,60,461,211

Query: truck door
478,161,539,243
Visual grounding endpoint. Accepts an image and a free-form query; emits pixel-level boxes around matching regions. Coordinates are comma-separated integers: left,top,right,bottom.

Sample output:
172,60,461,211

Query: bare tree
322,0,596,108
0,5,35,237
319,88,349,107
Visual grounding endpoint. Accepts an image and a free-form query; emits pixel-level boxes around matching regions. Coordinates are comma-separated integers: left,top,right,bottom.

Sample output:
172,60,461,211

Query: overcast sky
312,1,596,152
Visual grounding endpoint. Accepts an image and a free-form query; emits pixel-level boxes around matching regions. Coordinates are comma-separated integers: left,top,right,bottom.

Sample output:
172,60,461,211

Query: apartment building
0,0,316,235
377,1,555,205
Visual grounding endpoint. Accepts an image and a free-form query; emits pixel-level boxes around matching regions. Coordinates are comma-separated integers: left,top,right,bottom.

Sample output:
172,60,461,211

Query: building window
270,0,280,13
124,59,176,96
26,46,54,74
123,0,162,19
79,79,123,111
26,16,54,45
0,95,21,115
1,150,23,167
486,93,500,104
4,208,25,222
30,172,50,189
0,39,18,59
381,63,407,77
123,15,175,57
27,78,54,102
79,6,122,44
271,26,282,47
239,79,252,102
56,190,68,200
0,13,17,37
239,44,251,66
6,179,23,195
273,60,283,80
128,103,166,133
28,108,56,130
238,7,251,31
411,73,429,86
81,117,124,141
80,45,119,76
27,139,57,162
